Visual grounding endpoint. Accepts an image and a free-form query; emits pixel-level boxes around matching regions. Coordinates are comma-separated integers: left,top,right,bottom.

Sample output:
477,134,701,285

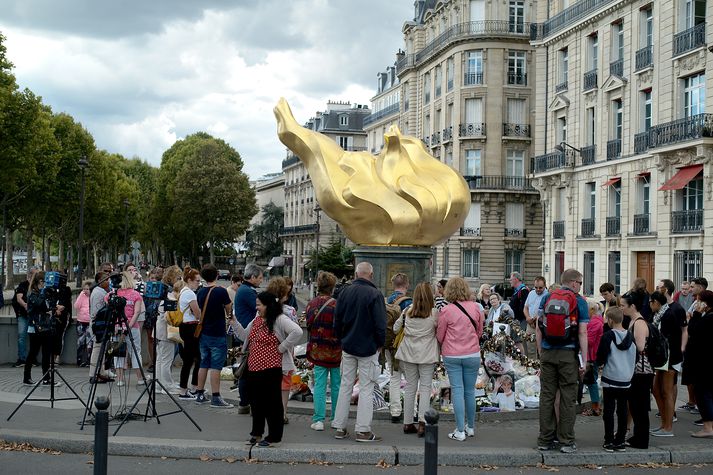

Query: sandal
581,408,601,416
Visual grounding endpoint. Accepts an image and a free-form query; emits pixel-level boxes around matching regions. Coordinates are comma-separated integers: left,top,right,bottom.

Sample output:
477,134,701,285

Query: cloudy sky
1,0,410,178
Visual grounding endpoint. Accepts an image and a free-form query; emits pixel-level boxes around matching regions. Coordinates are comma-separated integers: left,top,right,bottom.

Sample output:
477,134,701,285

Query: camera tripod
7,308,88,421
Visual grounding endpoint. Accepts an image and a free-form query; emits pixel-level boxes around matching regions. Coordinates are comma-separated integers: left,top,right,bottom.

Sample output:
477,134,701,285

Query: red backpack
539,288,579,345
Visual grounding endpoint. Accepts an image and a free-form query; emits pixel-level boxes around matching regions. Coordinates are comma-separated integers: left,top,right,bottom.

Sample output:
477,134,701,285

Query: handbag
392,312,406,350
234,341,250,380
167,325,183,344
193,286,215,338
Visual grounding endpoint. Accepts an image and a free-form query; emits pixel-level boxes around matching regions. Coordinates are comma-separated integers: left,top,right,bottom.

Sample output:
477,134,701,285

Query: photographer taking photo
23,271,61,386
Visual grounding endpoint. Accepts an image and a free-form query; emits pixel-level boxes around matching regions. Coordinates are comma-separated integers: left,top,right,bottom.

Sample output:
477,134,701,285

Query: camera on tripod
41,271,68,310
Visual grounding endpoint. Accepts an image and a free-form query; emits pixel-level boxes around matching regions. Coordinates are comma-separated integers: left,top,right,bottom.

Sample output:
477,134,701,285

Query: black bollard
94,396,110,475
424,408,439,475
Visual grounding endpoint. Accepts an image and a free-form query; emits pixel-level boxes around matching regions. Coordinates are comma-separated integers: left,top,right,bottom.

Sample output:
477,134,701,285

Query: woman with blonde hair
109,270,145,386
476,284,492,313
437,277,484,441
394,282,439,437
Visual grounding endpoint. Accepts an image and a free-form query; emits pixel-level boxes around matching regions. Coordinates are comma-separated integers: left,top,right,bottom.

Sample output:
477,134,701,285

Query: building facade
365,0,543,289
531,0,713,294
281,101,370,284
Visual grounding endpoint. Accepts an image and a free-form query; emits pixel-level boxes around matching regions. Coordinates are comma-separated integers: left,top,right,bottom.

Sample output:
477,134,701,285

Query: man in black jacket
332,261,386,443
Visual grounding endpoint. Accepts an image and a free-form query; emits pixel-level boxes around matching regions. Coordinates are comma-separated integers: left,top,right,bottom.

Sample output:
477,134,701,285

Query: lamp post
314,204,321,284
122,198,129,265
76,157,89,287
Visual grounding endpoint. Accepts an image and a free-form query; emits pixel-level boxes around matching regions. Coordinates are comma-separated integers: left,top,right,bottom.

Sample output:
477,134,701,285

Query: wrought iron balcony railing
609,59,624,77
442,126,453,142
530,0,619,41
635,45,653,71
555,80,568,93
580,145,596,165
606,139,622,160
459,123,486,137
533,150,575,173
503,123,530,137
634,132,650,154
507,72,527,85
363,103,399,126
606,216,621,236
647,113,713,149
673,23,706,57
583,69,597,90
671,209,703,233
505,228,527,238
464,72,484,86
632,213,650,235
431,131,441,146
553,220,565,239
581,218,595,237
463,175,536,192
460,227,481,237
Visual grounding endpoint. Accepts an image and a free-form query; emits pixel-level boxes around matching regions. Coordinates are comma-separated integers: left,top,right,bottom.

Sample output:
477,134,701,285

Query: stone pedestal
352,246,433,296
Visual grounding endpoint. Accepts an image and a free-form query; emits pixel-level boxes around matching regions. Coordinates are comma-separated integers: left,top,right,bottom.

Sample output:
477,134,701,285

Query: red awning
602,177,621,187
659,165,703,191
637,171,650,177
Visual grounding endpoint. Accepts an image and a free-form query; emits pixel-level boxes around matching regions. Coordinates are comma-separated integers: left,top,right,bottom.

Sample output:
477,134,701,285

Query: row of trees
1,32,256,287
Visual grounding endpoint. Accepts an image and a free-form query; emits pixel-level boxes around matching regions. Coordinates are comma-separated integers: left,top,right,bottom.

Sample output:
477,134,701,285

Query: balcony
673,23,706,57
507,72,527,85
609,59,624,77
555,80,568,93
583,69,597,91
503,123,530,137
464,72,484,86
363,103,399,126
635,45,653,71
431,131,441,146
442,126,453,142
459,123,486,137
580,145,596,165
397,20,532,74
463,175,536,192
421,137,430,147
460,227,481,237
671,209,703,233
606,216,621,236
553,220,565,239
606,139,621,160
634,132,650,154
533,150,575,173
581,218,595,237
279,224,318,237
505,228,527,238
530,0,620,41
647,113,713,149
632,213,650,235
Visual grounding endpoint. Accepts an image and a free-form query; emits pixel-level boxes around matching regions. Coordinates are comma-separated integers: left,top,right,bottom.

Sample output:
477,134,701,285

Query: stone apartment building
281,101,370,284
531,0,713,294
364,0,543,289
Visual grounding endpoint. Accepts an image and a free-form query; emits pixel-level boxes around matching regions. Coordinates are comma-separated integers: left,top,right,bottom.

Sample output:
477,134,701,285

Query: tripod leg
51,368,88,409
6,377,44,421
81,336,110,430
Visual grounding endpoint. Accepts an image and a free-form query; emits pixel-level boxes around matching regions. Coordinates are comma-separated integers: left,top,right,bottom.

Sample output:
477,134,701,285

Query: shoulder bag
193,286,215,338
453,301,481,337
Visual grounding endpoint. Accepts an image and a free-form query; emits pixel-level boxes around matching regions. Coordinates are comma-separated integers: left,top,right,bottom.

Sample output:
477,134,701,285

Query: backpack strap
453,301,480,335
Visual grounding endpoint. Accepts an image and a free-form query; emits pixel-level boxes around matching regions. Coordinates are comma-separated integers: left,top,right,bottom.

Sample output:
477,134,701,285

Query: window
559,48,569,84
465,149,482,176
447,57,454,91
506,202,525,232
641,6,653,47
424,72,431,104
435,109,441,134
435,66,442,97
463,202,481,234
682,176,703,210
339,115,348,127
470,0,485,22
465,51,483,84
583,251,595,296
612,21,624,61
446,149,453,166
508,51,527,85
613,99,623,140
507,98,526,125
505,250,523,277
588,33,599,71
684,73,705,117
403,81,410,111
337,136,352,149
557,116,567,143
642,90,652,131
608,180,621,217
557,187,567,221
554,251,565,284
462,249,480,278
608,251,621,294
586,182,596,218
506,150,525,177
447,102,453,128
674,250,703,284
465,98,483,124
684,0,706,29
638,175,651,215
509,1,525,33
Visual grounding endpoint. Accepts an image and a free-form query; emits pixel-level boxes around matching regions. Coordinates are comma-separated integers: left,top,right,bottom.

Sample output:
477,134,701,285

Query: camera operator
22,271,61,386
109,271,145,387
88,272,114,384
52,282,72,364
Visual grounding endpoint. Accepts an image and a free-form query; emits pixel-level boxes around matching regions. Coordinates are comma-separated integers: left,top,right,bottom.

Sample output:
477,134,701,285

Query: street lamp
122,198,129,265
314,204,321,284
76,157,89,287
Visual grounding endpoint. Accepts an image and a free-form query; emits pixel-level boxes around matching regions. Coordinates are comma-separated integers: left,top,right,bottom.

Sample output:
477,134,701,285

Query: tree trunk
209,243,215,265
26,228,35,270
58,239,66,273
93,244,99,275
5,231,14,288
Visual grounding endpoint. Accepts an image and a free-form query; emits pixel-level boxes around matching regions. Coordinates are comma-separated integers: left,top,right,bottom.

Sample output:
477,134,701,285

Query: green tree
307,239,354,277
246,202,284,263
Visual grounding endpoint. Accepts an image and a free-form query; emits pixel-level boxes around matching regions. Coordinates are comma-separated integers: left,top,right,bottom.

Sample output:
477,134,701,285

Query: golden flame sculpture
274,98,470,246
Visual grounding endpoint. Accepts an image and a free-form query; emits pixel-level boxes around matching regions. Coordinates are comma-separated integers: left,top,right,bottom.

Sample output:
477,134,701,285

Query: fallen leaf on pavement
199,454,211,462
224,456,238,463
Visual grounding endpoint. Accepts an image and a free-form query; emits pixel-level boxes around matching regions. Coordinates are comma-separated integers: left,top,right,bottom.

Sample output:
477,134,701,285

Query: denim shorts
199,334,227,370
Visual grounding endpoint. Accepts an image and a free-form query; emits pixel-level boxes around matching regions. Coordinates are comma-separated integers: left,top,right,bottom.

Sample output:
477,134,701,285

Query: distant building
281,101,370,283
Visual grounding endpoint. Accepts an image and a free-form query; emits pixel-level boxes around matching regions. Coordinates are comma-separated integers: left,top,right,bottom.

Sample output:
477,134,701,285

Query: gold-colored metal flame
274,98,470,246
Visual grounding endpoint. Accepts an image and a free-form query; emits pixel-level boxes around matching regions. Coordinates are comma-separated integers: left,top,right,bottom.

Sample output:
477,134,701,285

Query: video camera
44,271,68,290
144,281,169,300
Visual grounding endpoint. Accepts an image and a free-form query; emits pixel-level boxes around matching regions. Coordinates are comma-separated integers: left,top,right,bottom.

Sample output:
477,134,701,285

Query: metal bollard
424,408,439,475
94,396,110,475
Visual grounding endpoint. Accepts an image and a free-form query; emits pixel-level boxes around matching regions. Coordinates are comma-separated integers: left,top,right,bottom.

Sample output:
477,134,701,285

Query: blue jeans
313,365,341,423
588,364,601,404
443,356,481,432
199,334,227,370
17,316,28,361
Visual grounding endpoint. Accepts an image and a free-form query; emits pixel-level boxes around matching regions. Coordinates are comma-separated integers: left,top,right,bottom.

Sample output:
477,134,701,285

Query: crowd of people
8,259,713,450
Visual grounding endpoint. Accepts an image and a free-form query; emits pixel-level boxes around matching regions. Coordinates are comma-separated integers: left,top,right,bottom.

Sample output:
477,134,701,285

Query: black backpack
644,321,669,368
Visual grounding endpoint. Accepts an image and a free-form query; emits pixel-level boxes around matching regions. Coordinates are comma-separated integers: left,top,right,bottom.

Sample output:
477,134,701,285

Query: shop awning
268,256,285,267
659,164,703,191
602,177,621,187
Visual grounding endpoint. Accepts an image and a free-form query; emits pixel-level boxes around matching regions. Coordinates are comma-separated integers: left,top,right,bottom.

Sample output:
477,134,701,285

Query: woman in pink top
106,271,145,386
73,281,92,367
437,277,484,441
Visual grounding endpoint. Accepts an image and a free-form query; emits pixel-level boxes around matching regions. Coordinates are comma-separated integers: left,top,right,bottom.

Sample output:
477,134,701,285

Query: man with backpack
536,268,590,454
384,272,412,423
12,268,37,368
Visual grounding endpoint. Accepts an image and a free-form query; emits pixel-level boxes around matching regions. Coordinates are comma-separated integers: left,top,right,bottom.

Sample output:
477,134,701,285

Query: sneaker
237,405,250,414
690,407,700,414
679,403,696,411
356,431,382,443
245,436,261,445
14,360,26,368
155,388,167,395
334,428,348,439
538,442,558,451
674,413,678,422
178,392,196,400
195,392,208,404
613,443,626,452
311,421,324,431
651,429,674,437
42,380,62,387
107,371,117,379
116,380,125,387
22,379,35,386
211,396,234,408
330,421,340,429
694,418,704,426
465,426,475,437
560,444,577,453
257,440,281,448
448,430,466,442
603,443,614,452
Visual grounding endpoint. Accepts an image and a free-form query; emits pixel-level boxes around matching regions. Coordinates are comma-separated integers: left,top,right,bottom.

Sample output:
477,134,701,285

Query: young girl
581,299,604,416
490,375,516,412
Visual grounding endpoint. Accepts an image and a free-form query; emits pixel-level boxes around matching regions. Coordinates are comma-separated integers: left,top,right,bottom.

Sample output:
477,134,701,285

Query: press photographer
23,271,63,386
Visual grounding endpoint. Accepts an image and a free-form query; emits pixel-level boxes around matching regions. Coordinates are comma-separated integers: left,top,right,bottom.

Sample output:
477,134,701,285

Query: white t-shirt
524,290,547,319
179,288,198,323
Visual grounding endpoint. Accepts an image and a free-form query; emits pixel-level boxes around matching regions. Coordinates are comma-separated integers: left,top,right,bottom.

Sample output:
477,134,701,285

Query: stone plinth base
352,246,432,296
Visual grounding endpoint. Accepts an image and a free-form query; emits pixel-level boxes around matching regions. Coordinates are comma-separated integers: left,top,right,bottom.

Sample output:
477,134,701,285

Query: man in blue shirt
536,269,589,454
232,263,263,413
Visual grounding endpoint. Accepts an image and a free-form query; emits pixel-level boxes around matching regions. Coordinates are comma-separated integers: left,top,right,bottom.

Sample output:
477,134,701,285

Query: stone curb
3,428,713,467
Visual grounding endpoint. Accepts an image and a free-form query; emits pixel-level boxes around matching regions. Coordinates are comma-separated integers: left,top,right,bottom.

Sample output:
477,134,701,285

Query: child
580,299,605,415
490,375,516,412
596,307,636,452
